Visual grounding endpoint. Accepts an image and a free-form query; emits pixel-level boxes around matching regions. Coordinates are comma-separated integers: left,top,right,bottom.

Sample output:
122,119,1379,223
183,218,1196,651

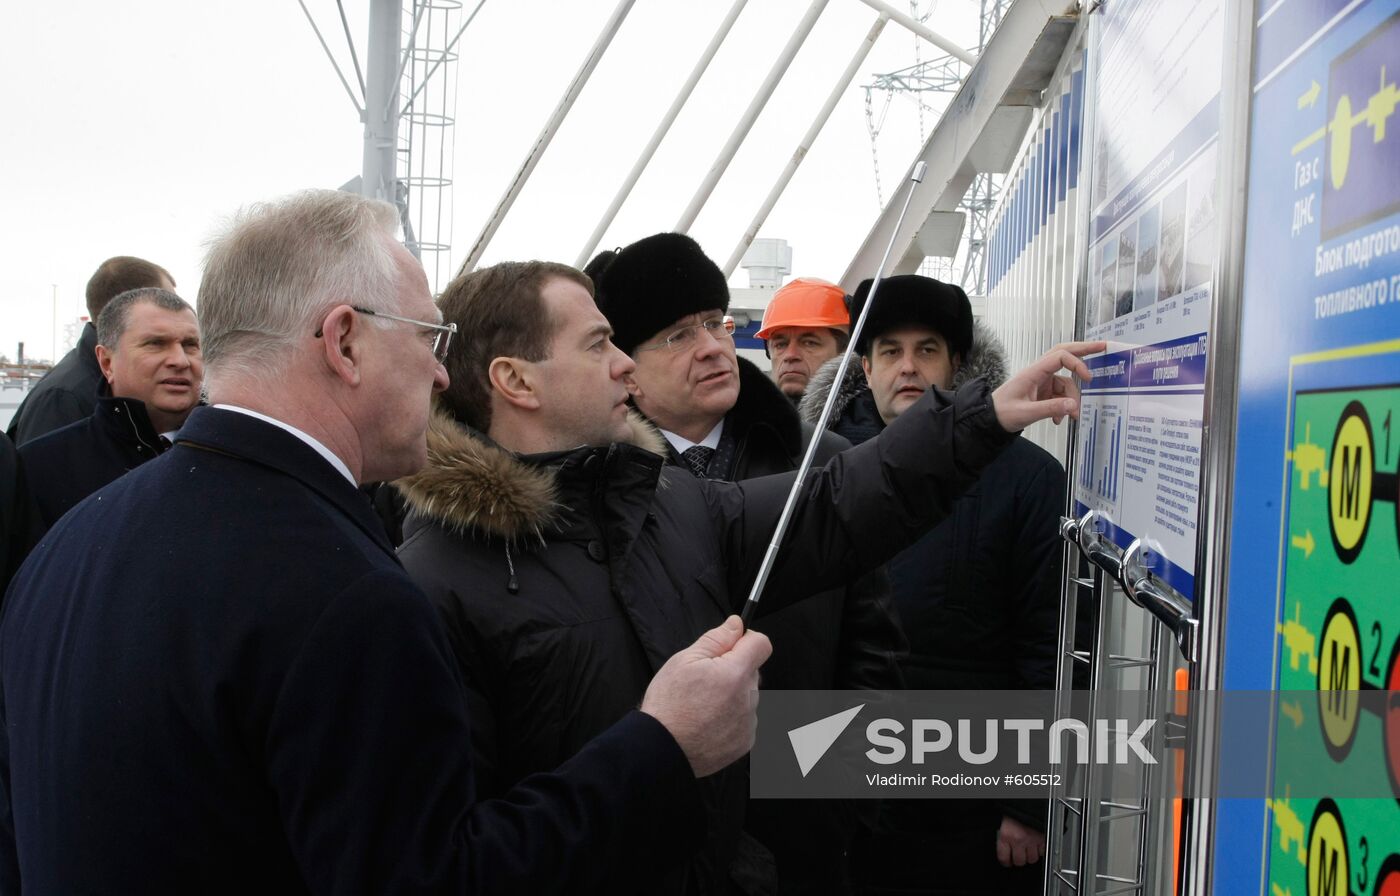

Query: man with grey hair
17,286,202,539
0,189,771,893
7,255,176,446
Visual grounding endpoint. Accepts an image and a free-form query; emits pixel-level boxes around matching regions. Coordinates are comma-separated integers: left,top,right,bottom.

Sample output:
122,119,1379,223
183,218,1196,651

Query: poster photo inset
1098,242,1117,326
1158,182,1187,301
1115,226,1137,318
1184,168,1217,291
1135,203,1161,310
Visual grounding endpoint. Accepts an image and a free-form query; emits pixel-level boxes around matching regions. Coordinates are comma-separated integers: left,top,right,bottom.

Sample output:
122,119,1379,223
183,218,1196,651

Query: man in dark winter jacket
1,190,773,894
588,234,904,894
19,288,203,540
7,256,175,446
0,433,34,594
396,259,1097,895
799,274,1066,895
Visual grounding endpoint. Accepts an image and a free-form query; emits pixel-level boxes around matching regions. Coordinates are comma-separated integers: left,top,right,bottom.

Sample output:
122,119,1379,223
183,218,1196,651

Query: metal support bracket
1122,539,1199,663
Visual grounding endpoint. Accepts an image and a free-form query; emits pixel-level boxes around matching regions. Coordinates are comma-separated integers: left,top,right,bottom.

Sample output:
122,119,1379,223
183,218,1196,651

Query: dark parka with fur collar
798,323,1062,692
397,381,1016,894
800,323,1066,891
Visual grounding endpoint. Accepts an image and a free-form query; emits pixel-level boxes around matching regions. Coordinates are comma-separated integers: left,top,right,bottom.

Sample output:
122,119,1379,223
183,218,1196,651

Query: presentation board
1073,0,1225,602
1219,1,1400,893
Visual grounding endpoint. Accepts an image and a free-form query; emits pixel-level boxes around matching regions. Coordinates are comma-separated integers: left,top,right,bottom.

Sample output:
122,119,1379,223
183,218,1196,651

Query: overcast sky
1,0,979,363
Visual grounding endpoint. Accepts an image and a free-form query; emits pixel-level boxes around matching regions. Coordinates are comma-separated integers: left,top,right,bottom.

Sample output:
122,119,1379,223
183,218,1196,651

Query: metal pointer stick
739,160,928,625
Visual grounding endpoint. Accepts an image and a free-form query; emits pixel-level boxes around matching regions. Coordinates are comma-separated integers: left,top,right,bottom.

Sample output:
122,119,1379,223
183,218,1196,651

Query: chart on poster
1073,0,1223,601
1219,1,1400,894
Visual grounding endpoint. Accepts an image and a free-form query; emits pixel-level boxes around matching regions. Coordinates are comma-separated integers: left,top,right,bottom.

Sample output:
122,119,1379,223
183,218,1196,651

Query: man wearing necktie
17,287,202,542
588,233,908,895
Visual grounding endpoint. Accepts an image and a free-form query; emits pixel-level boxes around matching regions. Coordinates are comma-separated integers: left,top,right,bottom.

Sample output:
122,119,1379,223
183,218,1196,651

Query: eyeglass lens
433,330,453,363
666,317,734,351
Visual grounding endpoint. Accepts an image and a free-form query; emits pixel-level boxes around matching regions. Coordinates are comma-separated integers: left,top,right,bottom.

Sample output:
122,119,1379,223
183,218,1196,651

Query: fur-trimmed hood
396,407,668,541
798,319,1008,427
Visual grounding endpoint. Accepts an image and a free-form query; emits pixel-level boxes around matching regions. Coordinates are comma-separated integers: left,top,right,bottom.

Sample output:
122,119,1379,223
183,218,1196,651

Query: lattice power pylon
297,0,484,293
864,0,1010,295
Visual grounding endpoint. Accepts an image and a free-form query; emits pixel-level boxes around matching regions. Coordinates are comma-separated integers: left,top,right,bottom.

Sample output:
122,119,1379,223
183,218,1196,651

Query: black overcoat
6,323,103,447
18,390,170,538
0,406,702,894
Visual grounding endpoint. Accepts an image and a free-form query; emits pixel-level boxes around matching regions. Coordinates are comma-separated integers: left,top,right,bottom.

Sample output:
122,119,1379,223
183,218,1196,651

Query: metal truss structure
864,0,1010,294
297,0,485,293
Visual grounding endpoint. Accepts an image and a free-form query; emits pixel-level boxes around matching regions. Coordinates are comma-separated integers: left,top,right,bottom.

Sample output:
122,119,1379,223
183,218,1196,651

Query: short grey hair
96,288,195,349
198,189,401,383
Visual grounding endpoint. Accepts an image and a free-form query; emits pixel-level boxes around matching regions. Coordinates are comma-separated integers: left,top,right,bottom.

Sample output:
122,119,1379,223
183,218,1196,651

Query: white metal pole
674,0,830,235
295,0,364,114
739,161,928,624
722,13,889,277
462,0,636,273
575,0,750,268
854,0,976,65
362,0,404,203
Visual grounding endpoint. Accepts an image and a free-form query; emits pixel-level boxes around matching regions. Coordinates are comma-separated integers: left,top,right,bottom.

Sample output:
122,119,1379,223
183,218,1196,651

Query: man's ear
96,344,116,386
623,371,642,399
488,357,542,411
860,355,874,386
318,304,362,386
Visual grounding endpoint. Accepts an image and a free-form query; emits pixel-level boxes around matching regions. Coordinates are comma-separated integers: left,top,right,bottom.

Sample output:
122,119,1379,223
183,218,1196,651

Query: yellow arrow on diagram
1290,531,1315,558
1298,80,1321,110
1281,700,1304,729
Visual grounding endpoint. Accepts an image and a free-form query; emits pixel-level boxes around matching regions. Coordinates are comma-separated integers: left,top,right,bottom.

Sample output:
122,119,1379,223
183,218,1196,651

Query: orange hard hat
755,277,850,340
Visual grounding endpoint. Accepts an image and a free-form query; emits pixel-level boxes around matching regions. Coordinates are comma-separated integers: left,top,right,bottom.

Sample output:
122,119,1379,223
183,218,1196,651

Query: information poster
1074,0,1223,600
1219,1,1400,894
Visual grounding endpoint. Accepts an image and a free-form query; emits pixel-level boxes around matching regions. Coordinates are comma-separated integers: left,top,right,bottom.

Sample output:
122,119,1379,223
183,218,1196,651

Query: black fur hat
589,232,730,355
850,274,973,360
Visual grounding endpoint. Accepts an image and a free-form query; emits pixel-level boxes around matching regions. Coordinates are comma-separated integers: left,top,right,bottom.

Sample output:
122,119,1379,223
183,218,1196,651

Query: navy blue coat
18,389,171,539
6,323,103,447
0,406,702,894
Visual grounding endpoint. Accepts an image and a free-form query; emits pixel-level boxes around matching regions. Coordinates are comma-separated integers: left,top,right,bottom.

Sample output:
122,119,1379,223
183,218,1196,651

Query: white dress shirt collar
213,404,357,486
659,419,724,456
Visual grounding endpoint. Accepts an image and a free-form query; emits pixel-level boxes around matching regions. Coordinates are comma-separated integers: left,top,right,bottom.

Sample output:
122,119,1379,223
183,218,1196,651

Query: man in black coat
6,256,175,446
0,189,775,894
396,259,1098,894
20,288,203,540
588,234,905,894
800,275,1066,895
0,433,33,593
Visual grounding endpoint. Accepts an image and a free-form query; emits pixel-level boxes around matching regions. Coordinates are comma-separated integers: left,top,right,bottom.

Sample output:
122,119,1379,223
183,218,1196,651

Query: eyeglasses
637,315,736,354
316,305,458,363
